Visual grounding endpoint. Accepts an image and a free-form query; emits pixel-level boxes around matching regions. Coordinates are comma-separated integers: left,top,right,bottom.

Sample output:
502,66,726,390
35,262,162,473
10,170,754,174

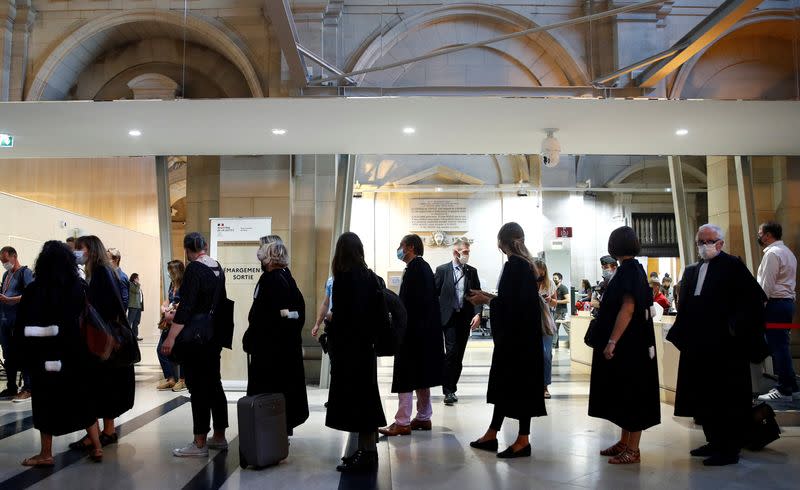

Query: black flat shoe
470,438,498,452
690,444,714,457
497,444,531,459
99,432,118,447
69,435,92,451
336,450,378,473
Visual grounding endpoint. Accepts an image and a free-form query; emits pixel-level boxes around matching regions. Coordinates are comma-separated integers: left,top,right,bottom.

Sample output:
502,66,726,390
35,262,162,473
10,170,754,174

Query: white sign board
410,199,468,231
224,264,262,284
209,217,271,259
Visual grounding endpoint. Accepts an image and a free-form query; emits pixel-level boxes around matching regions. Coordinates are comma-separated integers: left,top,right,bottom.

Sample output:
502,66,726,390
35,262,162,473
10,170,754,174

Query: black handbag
88,268,141,368
745,402,781,450
172,265,227,361
583,318,600,348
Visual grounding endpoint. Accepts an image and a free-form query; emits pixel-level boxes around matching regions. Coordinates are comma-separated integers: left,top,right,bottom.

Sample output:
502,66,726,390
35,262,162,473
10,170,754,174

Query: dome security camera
541,129,561,168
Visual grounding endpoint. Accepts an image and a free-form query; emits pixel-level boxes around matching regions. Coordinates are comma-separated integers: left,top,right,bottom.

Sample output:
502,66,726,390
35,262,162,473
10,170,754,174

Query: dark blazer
669,252,767,420
434,261,482,326
392,256,444,393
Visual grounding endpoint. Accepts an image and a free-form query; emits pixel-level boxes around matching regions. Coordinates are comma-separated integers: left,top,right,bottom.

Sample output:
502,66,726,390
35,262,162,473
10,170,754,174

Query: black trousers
702,409,746,455
183,344,229,435
442,309,473,395
490,406,530,436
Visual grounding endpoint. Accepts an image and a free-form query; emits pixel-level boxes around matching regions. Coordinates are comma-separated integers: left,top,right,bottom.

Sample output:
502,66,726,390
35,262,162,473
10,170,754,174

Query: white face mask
256,248,267,263
74,250,87,265
457,253,469,265
2,261,12,272
698,244,720,261
602,269,614,281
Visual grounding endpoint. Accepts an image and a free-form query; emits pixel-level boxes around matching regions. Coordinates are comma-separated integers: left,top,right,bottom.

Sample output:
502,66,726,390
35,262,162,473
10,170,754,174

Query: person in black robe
588,226,661,465
15,241,102,466
667,224,767,466
243,242,309,433
467,222,546,458
379,234,443,436
325,232,387,473
69,235,135,454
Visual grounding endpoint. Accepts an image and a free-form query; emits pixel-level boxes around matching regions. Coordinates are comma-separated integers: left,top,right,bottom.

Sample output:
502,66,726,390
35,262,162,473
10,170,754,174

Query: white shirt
453,260,466,310
694,262,709,296
757,240,797,300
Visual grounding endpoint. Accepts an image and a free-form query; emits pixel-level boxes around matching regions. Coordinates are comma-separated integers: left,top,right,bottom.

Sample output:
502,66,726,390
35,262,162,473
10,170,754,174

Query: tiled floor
0,339,797,490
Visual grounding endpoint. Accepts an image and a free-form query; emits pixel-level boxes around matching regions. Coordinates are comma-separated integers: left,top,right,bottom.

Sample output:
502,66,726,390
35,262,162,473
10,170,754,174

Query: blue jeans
542,334,554,386
0,316,31,392
764,299,798,395
157,329,181,380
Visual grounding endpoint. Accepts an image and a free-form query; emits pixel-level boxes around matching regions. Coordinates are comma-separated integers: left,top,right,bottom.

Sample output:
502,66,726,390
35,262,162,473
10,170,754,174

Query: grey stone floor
0,340,798,490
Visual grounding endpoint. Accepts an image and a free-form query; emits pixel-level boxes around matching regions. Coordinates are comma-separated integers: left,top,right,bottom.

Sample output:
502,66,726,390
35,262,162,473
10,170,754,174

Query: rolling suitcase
237,393,289,469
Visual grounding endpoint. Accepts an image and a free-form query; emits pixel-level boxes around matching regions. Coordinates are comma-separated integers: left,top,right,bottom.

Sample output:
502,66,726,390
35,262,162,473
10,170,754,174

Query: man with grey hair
434,237,482,406
667,224,768,466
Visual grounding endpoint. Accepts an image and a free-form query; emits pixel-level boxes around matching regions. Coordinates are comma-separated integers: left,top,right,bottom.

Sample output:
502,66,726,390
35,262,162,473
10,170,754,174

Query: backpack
372,273,407,357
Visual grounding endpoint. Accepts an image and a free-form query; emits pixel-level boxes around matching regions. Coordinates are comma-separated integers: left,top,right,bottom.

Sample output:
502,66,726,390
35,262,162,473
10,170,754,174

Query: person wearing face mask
667,224,768,466
0,246,35,402
434,237,482,406
755,221,798,402
552,272,570,348
379,234,443,437
591,256,618,313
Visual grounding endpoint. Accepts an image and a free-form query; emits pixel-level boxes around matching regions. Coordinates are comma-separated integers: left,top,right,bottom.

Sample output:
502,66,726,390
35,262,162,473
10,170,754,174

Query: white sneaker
758,388,791,402
172,442,209,458
207,437,229,451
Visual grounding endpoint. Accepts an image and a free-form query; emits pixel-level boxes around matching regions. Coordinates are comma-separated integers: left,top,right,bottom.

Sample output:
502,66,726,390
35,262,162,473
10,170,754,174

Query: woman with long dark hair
69,235,135,452
244,242,308,434
161,232,229,458
325,232,387,473
16,241,102,466
157,260,186,391
467,222,546,458
588,226,660,464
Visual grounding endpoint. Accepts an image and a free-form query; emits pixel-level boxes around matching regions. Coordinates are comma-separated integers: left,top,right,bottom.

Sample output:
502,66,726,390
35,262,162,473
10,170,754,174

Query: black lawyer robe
392,256,444,393
486,255,546,419
669,252,767,421
15,280,98,436
325,268,387,433
244,268,309,431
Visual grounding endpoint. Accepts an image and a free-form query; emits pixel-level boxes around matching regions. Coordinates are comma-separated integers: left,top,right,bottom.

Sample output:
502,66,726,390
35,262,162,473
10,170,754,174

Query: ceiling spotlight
272,128,287,135
128,129,142,137
675,128,689,136
403,127,416,135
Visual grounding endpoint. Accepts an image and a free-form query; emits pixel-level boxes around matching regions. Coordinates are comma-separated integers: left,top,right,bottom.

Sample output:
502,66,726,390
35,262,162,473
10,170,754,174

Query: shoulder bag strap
208,262,225,316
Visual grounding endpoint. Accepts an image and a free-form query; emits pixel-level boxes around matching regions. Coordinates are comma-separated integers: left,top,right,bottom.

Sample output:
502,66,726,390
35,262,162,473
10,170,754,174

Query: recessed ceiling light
128,129,141,137
271,128,287,135
675,128,689,136
403,127,416,135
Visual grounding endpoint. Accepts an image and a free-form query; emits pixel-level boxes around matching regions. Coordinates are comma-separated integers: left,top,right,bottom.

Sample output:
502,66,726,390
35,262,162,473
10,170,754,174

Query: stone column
706,156,745,258
8,0,33,101
0,1,15,101
184,156,220,240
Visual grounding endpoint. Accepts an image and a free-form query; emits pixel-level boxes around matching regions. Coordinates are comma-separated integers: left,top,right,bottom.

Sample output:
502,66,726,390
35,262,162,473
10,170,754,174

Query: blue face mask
396,248,405,261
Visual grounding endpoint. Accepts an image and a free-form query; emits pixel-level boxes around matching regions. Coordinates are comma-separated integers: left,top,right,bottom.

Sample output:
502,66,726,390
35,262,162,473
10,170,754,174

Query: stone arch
608,160,707,186
347,3,589,88
672,10,798,100
73,39,252,100
26,9,263,100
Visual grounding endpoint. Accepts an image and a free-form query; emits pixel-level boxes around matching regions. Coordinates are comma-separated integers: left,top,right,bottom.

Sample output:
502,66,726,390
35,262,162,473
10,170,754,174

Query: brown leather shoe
378,423,411,436
409,419,432,431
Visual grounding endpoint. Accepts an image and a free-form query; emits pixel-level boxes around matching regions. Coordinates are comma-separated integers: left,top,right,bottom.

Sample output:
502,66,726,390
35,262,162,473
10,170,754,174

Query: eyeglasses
696,239,720,246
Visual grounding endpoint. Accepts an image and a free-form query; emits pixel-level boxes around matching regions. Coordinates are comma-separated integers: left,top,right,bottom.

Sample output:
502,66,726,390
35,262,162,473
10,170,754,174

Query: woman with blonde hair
533,258,557,399
467,222,546,458
156,260,186,391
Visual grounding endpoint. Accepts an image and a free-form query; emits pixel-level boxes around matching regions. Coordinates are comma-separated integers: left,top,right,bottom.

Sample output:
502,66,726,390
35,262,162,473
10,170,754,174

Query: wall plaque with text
410,199,468,231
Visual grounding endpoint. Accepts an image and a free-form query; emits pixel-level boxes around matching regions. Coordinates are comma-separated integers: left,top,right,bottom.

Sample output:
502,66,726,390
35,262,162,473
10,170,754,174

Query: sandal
21,456,55,467
609,448,640,465
68,435,92,451
600,441,627,456
99,432,118,447
89,448,103,463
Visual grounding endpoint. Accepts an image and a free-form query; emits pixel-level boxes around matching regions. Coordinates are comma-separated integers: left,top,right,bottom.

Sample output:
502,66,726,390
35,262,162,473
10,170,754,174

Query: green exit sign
0,134,12,148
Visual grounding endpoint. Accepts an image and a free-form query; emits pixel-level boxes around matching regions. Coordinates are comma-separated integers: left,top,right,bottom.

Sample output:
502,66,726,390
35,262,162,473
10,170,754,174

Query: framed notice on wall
410,199,468,231
209,217,271,258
